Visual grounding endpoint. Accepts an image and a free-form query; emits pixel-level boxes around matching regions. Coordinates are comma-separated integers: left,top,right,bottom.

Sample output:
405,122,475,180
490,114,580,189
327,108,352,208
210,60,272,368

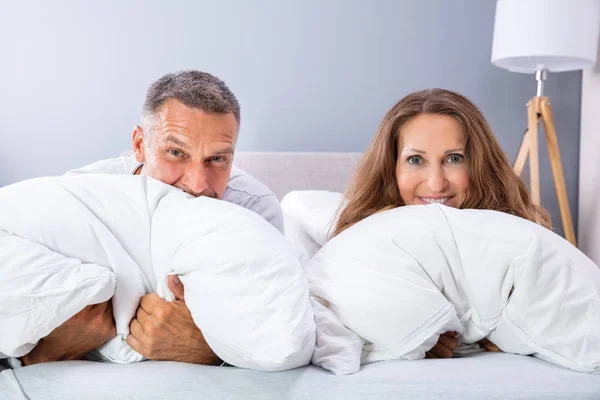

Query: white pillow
305,204,600,374
151,190,315,370
281,190,344,265
281,190,372,374
0,175,315,371
0,230,116,358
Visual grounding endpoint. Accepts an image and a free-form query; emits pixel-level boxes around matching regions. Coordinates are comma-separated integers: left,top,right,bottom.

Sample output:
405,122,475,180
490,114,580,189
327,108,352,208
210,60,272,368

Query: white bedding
281,190,345,265
0,175,315,371
2,150,599,400
282,190,600,375
2,353,600,400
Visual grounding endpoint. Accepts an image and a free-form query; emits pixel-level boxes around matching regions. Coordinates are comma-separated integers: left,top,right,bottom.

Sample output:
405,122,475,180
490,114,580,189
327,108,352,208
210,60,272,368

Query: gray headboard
121,150,363,200
233,151,362,200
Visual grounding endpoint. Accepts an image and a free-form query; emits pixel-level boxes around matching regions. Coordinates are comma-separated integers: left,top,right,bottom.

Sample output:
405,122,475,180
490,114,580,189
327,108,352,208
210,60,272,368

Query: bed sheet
2,353,599,400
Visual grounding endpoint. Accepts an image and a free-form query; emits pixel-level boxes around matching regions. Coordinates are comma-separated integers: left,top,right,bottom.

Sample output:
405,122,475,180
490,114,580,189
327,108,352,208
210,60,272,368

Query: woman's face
395,113,470,208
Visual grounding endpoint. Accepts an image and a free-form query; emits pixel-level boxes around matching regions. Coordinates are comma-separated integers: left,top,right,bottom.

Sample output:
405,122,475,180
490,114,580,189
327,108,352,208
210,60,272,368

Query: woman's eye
168,149,182,157
447,154,464,164
407,156,422,165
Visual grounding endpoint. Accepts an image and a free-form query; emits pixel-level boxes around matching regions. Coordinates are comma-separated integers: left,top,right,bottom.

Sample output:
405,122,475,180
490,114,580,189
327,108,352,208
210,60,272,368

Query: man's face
132,98,238,199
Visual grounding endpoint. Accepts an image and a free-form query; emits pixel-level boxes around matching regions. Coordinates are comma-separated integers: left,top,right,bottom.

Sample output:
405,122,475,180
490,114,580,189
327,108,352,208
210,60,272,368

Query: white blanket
0,175,315,371
282,191,600,375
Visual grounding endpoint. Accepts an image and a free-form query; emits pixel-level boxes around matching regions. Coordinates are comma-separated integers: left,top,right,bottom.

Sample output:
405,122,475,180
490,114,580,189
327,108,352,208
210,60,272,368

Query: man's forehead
158,99,236,125
150,103,237,145
160,132,234,151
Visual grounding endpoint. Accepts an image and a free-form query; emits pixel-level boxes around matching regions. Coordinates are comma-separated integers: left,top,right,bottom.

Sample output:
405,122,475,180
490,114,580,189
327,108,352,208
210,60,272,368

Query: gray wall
0,0,582,236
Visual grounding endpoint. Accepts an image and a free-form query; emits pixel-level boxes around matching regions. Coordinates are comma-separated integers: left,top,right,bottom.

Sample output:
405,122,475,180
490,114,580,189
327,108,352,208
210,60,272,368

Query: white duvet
282,191,600,375
0,175,315,371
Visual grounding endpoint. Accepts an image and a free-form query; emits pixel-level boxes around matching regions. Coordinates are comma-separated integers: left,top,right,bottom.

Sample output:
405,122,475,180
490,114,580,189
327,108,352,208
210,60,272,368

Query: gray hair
141,70,240,137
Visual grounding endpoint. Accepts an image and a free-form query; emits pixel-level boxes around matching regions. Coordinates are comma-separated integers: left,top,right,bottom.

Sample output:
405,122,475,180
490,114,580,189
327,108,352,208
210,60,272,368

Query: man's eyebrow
212,148,234,155
163,134,191,149
445,148,464,154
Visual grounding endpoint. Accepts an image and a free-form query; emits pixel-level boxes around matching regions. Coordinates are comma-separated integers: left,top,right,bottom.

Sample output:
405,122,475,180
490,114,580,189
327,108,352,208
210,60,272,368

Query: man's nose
181,165,209,197
427,166,448,193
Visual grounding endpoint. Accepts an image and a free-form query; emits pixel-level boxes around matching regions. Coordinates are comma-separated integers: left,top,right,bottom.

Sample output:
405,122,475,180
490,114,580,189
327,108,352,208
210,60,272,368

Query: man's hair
142,70,240,135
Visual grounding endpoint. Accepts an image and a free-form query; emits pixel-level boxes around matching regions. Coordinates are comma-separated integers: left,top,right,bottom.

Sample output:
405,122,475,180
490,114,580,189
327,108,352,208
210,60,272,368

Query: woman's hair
333,88,551,237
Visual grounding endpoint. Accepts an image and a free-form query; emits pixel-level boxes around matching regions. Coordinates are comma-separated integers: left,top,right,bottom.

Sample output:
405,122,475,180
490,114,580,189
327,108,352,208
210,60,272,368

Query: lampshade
491,0,600,73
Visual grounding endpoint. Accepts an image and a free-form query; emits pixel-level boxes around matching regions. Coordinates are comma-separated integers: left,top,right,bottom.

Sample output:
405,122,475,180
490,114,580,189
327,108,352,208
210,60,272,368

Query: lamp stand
513,94,577,246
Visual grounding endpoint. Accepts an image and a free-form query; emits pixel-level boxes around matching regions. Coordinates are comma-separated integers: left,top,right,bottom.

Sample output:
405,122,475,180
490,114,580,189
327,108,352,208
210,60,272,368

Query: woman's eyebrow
401,148,426,154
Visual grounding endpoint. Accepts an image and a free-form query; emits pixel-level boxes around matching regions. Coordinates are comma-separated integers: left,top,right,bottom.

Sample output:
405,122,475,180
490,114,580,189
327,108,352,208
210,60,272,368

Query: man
19,70,284,366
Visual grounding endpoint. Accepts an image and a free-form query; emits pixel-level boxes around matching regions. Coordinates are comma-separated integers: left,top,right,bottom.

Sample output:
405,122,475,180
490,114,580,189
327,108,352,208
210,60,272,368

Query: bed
1,151,599,400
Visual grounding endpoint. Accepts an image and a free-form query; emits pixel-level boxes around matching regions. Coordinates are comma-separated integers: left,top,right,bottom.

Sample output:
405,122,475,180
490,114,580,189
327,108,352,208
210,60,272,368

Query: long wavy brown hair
333,89,551,237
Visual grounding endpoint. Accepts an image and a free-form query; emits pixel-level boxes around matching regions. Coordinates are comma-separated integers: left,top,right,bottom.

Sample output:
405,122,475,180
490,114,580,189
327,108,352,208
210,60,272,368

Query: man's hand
126,275,221,365
21,301,116,366
425,332,458,359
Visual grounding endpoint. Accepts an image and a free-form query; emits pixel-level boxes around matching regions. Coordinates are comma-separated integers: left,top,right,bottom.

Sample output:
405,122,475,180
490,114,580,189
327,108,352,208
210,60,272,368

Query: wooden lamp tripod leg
513,112,543,176
527,98,541,206
539,99,577,246
513,127,530,176
513,99,542,200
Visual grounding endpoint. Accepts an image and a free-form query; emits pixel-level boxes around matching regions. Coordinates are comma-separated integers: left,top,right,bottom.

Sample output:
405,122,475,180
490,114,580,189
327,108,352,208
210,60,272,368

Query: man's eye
407,155,422,165
168,149,182,157
209,156,227,163
447,154,464,164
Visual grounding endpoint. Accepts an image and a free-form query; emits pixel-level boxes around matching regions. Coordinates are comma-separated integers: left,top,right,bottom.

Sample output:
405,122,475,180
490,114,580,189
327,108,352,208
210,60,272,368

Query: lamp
491,0,600,246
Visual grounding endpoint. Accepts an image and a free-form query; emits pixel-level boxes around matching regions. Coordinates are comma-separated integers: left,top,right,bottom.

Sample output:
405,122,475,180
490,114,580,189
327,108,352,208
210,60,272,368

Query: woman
333,88,550,357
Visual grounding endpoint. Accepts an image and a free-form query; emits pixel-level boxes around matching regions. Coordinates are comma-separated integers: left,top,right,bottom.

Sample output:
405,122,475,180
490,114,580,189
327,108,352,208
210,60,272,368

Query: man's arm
249,194,284,234
21,301,116,366
126,276,221,365
225,168,284,234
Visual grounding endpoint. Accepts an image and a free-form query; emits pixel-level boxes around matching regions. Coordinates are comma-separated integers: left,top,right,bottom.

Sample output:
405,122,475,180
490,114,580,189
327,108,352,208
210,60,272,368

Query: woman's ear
132,126,146,163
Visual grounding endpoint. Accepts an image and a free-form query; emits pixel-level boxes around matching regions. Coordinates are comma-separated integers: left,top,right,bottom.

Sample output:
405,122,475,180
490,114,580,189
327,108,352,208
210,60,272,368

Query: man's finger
136,305,152,326
139,293,162,314
126,333,146,356
167,275,185,302
129,318,147,340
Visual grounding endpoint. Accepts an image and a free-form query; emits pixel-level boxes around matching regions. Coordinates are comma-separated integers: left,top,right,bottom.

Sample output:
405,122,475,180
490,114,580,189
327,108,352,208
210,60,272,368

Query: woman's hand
478,338,501,352
425,331,458,358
